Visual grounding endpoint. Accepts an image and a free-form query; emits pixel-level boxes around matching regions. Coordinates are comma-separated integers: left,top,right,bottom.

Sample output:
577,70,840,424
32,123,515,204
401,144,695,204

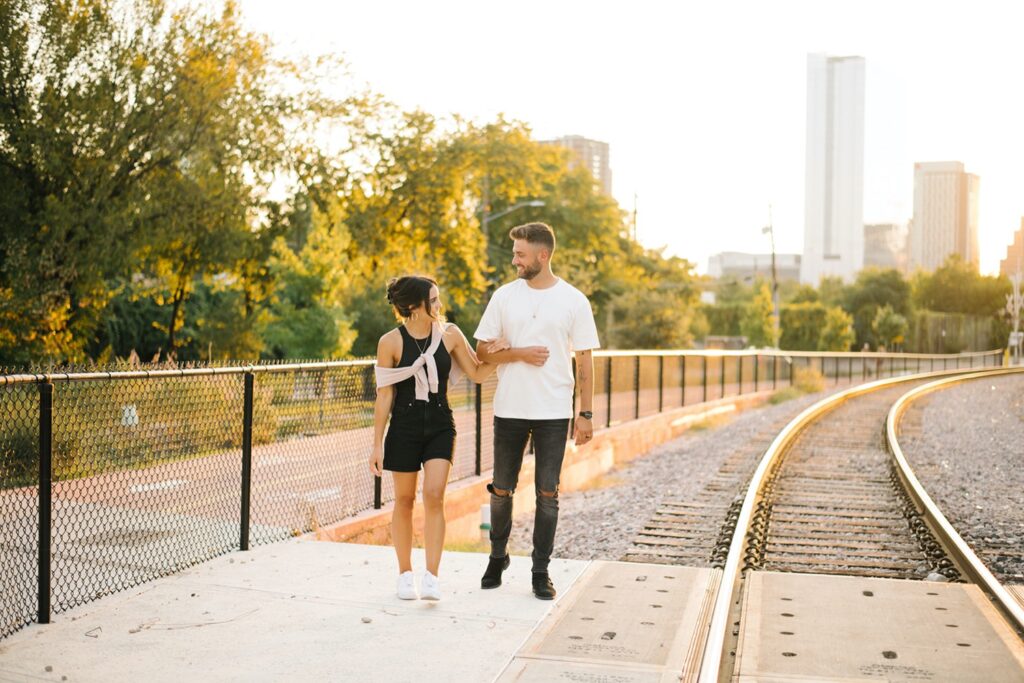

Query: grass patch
688,413,733,432
769,386,803,404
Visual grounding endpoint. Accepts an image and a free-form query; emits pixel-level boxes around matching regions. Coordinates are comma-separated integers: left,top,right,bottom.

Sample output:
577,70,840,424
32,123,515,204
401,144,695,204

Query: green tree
261,198,358,359
842,268,911,348
912,254,1009,316
818,306,855,351
740,281,776,347
873,304,908,350
0,0,357,363
780,302,828,351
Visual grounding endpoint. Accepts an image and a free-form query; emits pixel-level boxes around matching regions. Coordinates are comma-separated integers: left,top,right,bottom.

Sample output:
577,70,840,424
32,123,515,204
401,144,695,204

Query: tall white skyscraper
801,54,866,284
910,161,980,271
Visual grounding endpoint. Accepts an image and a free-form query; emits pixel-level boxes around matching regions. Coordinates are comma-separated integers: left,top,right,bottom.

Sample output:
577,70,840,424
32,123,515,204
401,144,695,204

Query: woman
369,275,505,601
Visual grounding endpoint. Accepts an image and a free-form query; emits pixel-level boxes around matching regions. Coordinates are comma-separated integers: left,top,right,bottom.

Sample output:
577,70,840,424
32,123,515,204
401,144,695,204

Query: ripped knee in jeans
487,483,513,497
538,488,558,499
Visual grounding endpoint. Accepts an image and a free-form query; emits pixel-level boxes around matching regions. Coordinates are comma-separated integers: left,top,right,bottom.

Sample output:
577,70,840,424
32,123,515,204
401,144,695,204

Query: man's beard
518,262,542,280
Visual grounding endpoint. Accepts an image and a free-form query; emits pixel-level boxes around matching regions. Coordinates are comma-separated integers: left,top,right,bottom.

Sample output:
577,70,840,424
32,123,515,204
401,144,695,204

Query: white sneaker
397,571,417,600
420,571,441,601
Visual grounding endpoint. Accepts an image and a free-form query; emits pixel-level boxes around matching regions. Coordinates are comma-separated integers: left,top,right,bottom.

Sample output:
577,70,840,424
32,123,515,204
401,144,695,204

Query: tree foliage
872,304,908,350
0,0,701,364
818,306,855,351
912,255,1009,316
740,281,776,348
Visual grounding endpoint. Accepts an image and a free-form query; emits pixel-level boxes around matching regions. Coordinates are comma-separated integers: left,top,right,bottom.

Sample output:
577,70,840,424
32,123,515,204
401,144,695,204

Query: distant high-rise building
863,223,908,271
1000,218,1024,277
801,53,866,285
909,161,980,271
543,135,612,195
708,252,801,282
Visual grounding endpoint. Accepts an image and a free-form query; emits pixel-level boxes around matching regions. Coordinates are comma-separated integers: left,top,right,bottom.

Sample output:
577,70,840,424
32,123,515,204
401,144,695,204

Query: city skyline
235,0,1023,277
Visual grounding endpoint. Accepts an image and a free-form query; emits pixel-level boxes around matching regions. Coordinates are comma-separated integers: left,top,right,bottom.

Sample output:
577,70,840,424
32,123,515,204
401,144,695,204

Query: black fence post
754,354,759,393
702,356,708,403
605,358,613,428
737,355,744,394
772,355,778,390
475,383,482,476
720,356,726,399
789,357,795,385
634,356,641,420
681,356,687,406
657,356,664,413
240,372,254,551
38,381,52,625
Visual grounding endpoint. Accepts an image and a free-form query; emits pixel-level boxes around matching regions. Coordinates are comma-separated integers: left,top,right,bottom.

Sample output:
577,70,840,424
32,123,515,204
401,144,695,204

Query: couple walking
368,222,599,601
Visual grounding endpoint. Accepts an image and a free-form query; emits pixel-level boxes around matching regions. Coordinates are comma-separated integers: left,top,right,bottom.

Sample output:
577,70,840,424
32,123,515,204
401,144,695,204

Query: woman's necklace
411,327,430,355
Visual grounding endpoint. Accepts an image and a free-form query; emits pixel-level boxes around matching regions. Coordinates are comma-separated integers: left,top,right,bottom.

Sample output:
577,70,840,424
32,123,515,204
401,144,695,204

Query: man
474,222,599,600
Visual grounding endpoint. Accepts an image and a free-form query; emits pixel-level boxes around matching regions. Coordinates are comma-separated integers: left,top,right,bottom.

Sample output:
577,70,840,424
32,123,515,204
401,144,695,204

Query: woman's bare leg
421,458,452,576
392,471,419,573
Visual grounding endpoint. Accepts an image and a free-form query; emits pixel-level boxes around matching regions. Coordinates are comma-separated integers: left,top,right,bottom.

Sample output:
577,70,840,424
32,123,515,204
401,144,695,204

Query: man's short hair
509,222,556,253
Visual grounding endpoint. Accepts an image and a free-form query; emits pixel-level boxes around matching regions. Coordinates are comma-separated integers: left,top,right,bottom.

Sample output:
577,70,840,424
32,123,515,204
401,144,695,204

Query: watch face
579,411,593,419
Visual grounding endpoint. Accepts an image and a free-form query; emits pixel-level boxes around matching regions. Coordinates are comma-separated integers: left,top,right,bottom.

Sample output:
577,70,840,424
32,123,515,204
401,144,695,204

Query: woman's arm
447,324,500,383
368,332,400,476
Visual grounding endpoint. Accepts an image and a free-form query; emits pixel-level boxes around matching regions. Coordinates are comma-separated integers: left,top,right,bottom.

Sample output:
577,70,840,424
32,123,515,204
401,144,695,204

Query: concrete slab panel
0,541,589,683
735,571,1024,682
498,562,720,683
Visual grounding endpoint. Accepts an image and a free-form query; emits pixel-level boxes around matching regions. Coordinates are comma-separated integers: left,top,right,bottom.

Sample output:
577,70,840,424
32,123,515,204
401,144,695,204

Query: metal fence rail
0,348,1002,639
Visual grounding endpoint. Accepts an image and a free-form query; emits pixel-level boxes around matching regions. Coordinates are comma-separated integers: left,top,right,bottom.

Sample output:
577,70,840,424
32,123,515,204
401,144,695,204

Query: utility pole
762,205,780,347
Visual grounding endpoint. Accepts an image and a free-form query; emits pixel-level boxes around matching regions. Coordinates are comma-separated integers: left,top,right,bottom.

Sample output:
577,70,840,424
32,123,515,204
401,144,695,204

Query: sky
235,0,1023,276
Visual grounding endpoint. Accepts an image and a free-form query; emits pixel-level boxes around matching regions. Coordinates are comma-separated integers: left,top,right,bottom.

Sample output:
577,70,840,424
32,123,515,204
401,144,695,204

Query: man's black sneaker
532,571,556,600
481,554,511,589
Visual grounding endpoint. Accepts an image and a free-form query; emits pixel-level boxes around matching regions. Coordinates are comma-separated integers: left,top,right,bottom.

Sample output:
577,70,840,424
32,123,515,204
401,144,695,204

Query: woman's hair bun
386,275,437,319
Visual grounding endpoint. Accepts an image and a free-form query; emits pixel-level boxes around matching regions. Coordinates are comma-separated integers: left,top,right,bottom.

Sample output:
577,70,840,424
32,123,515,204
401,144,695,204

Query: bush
792,366,825,394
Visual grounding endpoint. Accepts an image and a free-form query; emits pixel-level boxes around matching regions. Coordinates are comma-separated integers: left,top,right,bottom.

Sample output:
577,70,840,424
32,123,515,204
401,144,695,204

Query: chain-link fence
0,348,1003,640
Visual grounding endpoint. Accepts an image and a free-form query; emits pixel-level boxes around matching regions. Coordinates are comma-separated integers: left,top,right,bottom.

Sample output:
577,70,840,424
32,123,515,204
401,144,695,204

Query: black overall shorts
382,326,456,472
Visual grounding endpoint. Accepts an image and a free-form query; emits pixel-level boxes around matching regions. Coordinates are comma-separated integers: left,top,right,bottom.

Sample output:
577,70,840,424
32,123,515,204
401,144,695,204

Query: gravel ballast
899,372,1024,583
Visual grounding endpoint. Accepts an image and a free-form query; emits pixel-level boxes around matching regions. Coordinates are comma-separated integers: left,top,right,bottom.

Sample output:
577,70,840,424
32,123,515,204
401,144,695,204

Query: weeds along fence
0,348,1002,639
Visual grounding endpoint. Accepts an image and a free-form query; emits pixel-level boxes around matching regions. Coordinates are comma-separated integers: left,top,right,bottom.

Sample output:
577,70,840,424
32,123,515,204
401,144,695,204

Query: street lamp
481,199,546,232
480,198,546,283
761,205,780,348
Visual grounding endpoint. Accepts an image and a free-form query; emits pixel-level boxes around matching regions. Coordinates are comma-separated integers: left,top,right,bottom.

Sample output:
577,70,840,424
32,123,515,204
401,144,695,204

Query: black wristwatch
578,411,593,420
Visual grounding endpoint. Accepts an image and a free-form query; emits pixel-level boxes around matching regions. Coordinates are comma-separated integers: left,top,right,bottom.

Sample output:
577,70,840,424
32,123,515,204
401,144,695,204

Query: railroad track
623,367,1024,681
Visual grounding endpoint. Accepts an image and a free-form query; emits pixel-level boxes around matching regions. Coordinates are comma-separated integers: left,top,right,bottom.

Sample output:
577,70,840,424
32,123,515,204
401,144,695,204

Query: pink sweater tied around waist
374,322,464,400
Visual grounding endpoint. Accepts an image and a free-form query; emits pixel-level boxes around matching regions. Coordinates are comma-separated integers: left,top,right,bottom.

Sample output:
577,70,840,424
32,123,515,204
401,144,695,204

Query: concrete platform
0,541,591,683
735,571,1024,682
498,562,719,682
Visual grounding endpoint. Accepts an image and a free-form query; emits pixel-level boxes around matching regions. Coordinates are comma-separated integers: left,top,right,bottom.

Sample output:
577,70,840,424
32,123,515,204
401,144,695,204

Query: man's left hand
574,417,593,446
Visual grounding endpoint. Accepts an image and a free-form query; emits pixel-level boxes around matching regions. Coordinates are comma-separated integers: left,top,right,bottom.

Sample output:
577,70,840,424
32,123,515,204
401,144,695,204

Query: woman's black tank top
393,325,452,403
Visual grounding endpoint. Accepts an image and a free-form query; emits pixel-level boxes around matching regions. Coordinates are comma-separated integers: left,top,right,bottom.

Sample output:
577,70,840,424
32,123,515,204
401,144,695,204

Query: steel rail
886,366,1024,634
694,366,984,682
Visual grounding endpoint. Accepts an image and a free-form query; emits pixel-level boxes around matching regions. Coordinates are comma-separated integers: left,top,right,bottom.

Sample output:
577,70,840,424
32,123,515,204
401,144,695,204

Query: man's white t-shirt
474,278,600,419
